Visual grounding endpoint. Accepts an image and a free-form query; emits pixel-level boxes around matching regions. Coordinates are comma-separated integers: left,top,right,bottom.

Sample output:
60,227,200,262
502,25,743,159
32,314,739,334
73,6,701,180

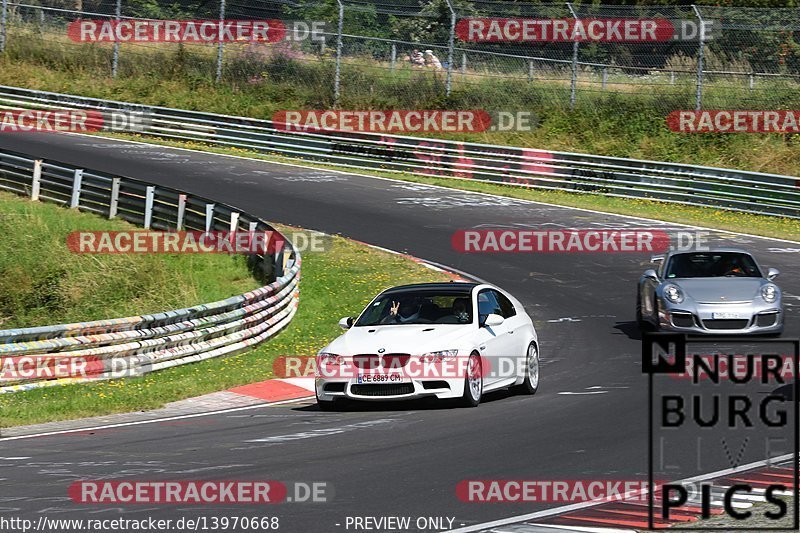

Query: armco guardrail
0,148,300,393
0,84,798,218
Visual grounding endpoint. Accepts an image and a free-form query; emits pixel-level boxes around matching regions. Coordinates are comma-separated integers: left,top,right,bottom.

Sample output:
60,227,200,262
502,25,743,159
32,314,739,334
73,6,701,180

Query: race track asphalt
0,132,797,533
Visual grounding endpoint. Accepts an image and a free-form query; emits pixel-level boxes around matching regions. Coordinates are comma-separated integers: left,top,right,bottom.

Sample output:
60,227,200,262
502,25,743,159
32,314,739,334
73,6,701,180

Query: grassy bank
0,192,261,329
0,194,451,427
1,30,799,176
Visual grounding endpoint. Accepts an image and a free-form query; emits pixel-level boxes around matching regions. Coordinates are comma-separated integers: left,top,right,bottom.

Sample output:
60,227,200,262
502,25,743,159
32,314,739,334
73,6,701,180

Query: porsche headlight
421,349,459,362
761,284,778,303
663,284,684,304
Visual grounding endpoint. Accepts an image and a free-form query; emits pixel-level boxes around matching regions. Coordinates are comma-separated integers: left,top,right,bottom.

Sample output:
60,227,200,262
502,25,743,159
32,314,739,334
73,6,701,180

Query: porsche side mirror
643,269,659,281
484,314,504,327
767,268,780,280
339,316,354,329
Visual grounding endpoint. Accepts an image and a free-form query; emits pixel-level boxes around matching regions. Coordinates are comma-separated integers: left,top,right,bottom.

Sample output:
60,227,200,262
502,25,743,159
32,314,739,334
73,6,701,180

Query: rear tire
460,353,482,407
513,343,539,395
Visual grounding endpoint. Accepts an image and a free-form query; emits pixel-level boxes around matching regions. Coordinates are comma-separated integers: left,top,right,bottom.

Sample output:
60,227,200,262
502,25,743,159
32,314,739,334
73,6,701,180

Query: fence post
528,60,533,82
31,160,42,201
215,0,226,83
444,0,456,97
112,0,121,77
0,0,8,53
749,72,754,90
461,52,466,77
143,186,155,229
670,70,675,84
692,5,705,111
390,42,396,70
109,178,120,219
70,169,84,209
601,67,607,90
205,203,215,231
333,0,344,108
566,3,579,111
176,194,186,230
38,6,44,31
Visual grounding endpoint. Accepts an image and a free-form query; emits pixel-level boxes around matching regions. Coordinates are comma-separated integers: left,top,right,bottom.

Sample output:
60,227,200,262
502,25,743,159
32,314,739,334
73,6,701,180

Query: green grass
0,195,451,428
0,192,260,329
1,29,799,176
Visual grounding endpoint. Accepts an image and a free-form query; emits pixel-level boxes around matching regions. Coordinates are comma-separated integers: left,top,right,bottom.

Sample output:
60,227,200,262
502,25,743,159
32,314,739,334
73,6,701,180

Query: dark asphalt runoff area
0,132,797,533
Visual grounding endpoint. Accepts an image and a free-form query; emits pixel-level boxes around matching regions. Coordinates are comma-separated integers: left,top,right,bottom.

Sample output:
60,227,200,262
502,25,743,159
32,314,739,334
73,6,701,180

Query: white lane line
446,454,795,533
557,392,609,396
59,131,800,245
0,396,315,442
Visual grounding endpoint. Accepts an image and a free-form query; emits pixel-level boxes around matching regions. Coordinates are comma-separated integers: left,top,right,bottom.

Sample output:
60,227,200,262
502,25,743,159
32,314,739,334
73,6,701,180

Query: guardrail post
109,177,120,219
333,0,344,108
444,0,456,97
692,5,706,111
229,211,239,232
111,0,121,78
70,169,83,208
215,0,226,83
31,160,42,201
205,203,215,231
0,0,8,53
390,42,396,71
176,194,186,230
143,186,155,229
566,3,579,111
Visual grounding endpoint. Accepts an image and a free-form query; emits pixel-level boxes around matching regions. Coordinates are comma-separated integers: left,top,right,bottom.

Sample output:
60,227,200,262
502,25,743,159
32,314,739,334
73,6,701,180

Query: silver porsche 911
637,249,783,335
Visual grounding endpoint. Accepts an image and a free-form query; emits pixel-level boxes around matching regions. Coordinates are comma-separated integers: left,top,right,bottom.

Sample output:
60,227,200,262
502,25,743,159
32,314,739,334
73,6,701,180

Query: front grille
350,384,414,396
352,354,411,370
756,313,778,327
703,319,750,330
671,312,695,328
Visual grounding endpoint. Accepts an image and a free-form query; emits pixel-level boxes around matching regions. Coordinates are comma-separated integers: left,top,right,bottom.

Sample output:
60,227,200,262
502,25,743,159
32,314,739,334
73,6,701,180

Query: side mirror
767,268,780,281
339,316,354,330
643,269,659,281
483,314,504,327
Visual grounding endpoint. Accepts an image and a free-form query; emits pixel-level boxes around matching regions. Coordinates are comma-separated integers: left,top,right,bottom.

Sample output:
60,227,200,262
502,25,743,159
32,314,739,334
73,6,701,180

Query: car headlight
761,284,779,303
421,349,459,362
663,284,684,304
317,352,343,365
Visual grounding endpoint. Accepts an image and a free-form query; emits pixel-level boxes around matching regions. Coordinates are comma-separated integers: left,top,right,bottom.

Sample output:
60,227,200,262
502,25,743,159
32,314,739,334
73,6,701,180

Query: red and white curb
229,377,315,402
458,460,797,532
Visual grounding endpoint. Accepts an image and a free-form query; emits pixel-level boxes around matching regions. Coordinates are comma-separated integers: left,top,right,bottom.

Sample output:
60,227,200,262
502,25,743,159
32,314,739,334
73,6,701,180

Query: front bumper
658,301,783,335
315,377,465,402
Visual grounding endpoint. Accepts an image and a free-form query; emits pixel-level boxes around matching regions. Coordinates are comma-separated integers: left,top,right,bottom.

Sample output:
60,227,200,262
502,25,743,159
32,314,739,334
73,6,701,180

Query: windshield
664,252,761,279
355,289,473,326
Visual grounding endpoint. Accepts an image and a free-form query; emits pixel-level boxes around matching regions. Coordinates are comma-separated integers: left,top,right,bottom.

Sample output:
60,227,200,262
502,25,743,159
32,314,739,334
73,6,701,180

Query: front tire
514,343,539,395
460,353,483,407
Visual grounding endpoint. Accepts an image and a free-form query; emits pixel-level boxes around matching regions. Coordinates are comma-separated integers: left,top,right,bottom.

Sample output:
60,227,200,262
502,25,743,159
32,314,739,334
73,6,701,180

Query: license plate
712,312,741,319
357,374,403,384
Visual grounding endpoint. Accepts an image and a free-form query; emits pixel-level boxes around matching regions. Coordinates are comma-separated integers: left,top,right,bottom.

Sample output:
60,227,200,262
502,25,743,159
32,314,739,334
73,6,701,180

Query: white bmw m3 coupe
315,282,539,409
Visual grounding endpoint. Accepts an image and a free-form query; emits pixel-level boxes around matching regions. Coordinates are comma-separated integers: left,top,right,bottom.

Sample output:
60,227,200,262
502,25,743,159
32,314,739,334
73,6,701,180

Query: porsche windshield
355,289,474,326
664,252,762,279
